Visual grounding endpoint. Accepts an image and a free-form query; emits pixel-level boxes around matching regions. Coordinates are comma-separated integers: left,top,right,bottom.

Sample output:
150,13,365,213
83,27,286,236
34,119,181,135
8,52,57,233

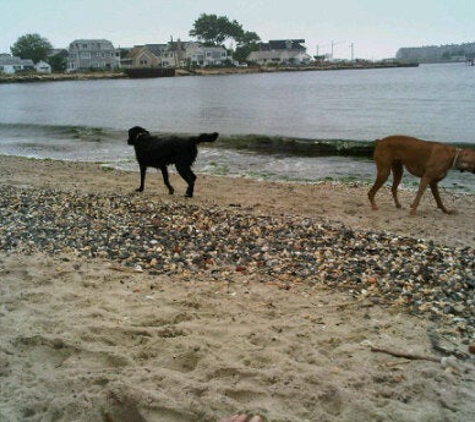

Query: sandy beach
1,155,475,422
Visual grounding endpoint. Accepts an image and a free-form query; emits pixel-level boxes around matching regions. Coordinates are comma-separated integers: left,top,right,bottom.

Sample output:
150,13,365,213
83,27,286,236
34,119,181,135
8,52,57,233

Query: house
246,39,312,66
0,54,35,74
67,39,120,72
124,41,227,68
124,44,166,68
35,60,52,73
186,42,229,67
124,41,188,68
124,43,184,68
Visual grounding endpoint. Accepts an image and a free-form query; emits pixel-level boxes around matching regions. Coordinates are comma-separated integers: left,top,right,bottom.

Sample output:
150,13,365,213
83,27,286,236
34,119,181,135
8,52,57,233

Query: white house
35,60,52,73
246,39,312,66
185,42,229,67
0,54,35,74
246,50,312,66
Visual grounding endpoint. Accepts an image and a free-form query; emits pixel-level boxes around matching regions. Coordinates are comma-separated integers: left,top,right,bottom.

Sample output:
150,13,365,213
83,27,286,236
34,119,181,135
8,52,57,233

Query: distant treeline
396,42,475,63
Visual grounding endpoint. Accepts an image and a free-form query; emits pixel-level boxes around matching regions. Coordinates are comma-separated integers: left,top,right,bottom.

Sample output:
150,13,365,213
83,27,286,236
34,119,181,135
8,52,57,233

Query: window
80,52,91,59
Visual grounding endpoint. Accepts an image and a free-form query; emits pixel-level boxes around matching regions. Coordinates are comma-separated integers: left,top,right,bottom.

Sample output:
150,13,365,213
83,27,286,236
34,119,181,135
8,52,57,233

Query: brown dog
368,135,475,215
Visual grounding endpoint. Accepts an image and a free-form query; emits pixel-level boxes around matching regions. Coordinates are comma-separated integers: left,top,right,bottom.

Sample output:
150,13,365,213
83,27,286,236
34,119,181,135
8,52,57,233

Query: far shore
0,61,418,84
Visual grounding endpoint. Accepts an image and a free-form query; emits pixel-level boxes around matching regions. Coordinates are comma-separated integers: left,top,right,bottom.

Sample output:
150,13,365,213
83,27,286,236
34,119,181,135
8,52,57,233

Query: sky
1,0,473,60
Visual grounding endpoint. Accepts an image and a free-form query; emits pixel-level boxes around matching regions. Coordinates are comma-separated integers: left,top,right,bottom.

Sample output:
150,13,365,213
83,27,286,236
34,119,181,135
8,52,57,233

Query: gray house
0,54,35,74
67,39,120,72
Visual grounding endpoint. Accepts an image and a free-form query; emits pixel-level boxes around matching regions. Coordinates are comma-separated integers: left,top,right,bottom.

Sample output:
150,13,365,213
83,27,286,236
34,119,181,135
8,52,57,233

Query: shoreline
0,61,418,84
1,155,475,422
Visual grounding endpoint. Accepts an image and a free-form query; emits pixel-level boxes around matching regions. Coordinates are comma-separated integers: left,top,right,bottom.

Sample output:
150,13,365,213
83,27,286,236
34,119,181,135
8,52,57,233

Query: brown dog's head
127,126,150,145
457,149,475,174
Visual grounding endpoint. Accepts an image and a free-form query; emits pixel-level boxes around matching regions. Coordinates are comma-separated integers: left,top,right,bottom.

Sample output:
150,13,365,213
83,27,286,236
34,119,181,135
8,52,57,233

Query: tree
190,13,260,47
233,43,259,63
11,33,52,63
48,54,67,73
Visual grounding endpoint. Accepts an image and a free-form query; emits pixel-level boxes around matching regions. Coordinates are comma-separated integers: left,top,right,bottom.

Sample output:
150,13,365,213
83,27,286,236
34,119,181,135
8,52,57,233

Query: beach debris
370,346,441,363
0,185,474,338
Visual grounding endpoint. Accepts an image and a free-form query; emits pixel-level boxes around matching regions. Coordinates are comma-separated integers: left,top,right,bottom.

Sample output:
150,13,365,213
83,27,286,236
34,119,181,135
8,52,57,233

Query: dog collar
452,149,461,169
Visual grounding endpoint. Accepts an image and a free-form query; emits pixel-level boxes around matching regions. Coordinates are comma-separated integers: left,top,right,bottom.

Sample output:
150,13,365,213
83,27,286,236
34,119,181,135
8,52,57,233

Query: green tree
233,30,260,46
190,13,260,47
47,54,67,73
233,42,259,63
11,33,52,63
189,14,229,44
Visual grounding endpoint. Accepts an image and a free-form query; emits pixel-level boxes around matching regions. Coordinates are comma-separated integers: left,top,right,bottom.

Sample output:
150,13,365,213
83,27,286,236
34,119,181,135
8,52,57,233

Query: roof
69,39,116,50
0,55,34,66
144,44,168,56
258,40,306,51
247,50,309,61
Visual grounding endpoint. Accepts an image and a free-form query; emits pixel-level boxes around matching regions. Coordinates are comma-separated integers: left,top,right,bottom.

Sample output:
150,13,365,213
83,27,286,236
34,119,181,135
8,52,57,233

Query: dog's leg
159,166,174,195
368,165,391,211
176,165,197,198
410,177,431,215
137,165,147,192
391,161,403,209
429,181,452,214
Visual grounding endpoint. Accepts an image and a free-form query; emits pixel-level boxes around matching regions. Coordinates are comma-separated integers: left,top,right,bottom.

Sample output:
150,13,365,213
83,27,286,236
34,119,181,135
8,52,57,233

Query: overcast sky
1,0,473,60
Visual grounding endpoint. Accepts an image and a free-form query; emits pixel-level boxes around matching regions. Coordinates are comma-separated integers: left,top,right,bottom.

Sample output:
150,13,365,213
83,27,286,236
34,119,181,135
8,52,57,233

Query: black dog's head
127,126,150,145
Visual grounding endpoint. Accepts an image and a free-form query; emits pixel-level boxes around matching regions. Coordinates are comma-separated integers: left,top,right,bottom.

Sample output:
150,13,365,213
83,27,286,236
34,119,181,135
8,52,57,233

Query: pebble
0,185,474,338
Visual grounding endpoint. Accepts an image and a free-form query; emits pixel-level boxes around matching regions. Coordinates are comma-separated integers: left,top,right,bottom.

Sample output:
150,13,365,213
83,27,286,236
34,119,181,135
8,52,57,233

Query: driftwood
370,346,441,363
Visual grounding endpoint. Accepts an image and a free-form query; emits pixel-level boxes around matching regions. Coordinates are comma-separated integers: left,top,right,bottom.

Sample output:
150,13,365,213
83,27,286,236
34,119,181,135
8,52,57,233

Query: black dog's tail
192,132,219,144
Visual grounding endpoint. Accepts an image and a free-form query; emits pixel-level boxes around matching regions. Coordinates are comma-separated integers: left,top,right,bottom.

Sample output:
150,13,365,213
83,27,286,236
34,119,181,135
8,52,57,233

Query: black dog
127,126,219,197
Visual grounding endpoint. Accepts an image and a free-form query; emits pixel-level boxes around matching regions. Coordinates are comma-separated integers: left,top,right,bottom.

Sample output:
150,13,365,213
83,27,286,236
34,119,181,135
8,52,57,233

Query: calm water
1,63,474,189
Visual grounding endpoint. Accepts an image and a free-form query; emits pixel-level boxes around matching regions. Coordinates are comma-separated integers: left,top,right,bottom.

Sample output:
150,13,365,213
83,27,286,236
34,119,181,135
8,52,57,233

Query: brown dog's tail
193,132,219,144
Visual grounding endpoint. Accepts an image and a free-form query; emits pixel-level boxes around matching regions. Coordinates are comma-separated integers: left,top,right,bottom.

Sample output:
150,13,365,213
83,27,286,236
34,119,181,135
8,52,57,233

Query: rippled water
1,63,474,190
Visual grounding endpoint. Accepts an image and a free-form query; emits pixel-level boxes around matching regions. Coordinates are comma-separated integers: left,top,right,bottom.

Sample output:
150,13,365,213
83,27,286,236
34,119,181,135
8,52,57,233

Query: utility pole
350,43,355,61
330,40,345,61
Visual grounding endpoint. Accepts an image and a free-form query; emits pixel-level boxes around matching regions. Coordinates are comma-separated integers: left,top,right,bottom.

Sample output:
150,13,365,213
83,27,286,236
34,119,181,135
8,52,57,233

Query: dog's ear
129,126,149,135
128,126,150,145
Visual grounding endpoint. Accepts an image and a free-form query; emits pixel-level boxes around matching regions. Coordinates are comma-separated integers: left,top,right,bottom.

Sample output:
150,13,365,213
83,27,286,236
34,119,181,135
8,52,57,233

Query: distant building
246,39,311,66
186,42,229,67
396,42,475,63
123,41,228,68
0,54,35,74
48,48,69,60
124,44,180,68
67,39,121,72
34,60,52,73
